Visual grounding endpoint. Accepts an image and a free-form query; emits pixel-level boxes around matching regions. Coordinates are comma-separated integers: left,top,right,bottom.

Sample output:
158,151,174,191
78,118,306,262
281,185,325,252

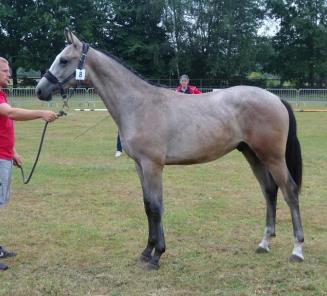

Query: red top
176,85,202,94
0,91,14,160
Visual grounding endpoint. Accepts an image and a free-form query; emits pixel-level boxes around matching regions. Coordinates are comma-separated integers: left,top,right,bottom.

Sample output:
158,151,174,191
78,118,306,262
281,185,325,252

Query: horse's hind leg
266,159,304,261
135,160,165,270
241,144,278,253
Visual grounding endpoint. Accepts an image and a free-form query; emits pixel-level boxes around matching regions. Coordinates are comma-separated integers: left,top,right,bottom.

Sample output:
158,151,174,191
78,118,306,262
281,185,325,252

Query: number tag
75,69,86,80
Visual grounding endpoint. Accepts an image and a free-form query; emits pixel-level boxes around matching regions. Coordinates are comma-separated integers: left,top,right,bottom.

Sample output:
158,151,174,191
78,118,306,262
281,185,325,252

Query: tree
268,0,327,87
162,0,190,77
20,0,107,74
205,0,264,82
101,0,174,78
0,0,108,84
0,0,35,86
163,0,265,83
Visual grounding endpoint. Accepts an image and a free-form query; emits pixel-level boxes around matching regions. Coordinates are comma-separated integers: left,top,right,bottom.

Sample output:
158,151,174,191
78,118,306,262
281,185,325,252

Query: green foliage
268,0,327,87
102,0,173,77
163,0,265,80
0,0,35,86
0,0,105,85
0,0,327,86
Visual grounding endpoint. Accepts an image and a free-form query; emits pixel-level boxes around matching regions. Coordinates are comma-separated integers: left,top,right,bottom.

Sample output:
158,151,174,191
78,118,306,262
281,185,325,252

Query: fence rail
4,87,327,107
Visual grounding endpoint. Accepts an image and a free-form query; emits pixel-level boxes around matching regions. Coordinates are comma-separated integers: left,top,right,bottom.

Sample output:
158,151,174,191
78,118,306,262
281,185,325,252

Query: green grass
0,108,326,295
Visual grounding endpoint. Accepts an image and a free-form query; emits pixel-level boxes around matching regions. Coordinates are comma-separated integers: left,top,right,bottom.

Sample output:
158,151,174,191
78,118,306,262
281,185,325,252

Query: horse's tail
281,99,302,191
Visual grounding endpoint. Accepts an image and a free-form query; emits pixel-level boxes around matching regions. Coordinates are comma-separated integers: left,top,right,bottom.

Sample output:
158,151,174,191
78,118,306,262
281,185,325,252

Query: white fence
4,87,327,107
267,89,327,106
4,88,102,107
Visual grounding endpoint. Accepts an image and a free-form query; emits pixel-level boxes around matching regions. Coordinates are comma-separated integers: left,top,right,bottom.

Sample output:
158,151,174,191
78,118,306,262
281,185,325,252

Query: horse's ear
64,28,81,47
64,28,71,44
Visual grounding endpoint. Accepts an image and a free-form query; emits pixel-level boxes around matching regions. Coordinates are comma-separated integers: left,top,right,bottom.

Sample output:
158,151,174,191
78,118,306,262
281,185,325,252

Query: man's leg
0,159,12,207
0,159,16,270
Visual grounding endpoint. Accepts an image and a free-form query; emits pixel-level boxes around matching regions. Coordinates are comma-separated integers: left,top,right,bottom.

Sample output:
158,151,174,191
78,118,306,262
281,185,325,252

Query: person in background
0,57,58,271
176,74,202,94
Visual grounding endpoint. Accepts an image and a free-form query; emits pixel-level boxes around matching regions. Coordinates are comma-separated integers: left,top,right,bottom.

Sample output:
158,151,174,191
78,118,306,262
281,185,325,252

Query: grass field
0,105,326,295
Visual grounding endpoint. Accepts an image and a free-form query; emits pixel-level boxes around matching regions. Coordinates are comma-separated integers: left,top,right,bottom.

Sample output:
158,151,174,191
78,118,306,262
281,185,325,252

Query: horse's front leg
135,162,151,262
135,160,165,270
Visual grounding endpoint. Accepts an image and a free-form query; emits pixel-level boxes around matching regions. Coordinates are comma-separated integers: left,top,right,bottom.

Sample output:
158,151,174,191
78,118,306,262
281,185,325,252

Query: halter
44,42,90,100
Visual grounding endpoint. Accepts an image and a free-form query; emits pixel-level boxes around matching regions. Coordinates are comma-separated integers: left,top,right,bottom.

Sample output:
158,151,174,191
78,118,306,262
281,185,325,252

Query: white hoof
291,240,304,261
255,245,270,253
289,254,304,262
115,151,122,157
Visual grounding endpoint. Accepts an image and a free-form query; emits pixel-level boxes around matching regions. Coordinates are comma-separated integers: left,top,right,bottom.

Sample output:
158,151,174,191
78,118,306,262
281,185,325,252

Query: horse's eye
60,58,68,65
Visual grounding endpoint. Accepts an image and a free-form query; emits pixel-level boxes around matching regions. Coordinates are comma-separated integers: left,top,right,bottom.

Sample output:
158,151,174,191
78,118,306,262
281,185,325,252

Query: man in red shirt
0,57,58,270
175,74,202,94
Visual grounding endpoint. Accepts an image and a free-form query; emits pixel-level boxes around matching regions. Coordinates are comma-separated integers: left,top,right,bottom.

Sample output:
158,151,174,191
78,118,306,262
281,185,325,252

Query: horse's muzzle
36,87,53,101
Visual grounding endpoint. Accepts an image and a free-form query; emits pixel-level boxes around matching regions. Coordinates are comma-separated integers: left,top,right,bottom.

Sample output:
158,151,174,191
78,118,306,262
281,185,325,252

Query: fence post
297,89,300,108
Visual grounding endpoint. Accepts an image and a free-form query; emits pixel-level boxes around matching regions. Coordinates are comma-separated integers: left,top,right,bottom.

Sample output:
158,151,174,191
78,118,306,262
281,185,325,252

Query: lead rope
19,107,67,184
73,115,110,141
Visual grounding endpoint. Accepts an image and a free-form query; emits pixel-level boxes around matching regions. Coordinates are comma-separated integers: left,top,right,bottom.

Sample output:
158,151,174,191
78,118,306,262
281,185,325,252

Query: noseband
44,42,90,99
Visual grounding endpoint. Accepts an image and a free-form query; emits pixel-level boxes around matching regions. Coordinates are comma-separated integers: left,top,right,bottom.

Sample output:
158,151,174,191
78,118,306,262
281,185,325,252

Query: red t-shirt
0,91,14,160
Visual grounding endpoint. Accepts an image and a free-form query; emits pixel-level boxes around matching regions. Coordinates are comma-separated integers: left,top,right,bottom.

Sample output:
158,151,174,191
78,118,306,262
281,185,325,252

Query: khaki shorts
0,160,12,207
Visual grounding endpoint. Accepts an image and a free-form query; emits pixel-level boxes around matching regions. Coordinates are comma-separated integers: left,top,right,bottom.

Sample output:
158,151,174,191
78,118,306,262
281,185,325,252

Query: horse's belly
164,136,238,165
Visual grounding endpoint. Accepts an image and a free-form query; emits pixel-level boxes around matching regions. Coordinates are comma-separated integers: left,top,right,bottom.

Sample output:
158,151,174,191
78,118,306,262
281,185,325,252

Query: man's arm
0,103,58,122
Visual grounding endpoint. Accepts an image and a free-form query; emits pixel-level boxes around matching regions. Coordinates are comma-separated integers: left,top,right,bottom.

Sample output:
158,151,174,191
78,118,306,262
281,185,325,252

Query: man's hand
41,111,58,122
13,152,22,168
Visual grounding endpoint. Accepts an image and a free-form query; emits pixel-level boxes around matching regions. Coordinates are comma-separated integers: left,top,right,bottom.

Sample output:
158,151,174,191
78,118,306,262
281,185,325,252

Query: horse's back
164,86,288,164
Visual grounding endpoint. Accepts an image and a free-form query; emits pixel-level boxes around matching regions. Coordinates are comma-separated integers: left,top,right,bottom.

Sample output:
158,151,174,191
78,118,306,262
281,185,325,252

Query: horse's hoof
146,262,160,271
139,254,152,264
289,254,304,262
255,246,269,254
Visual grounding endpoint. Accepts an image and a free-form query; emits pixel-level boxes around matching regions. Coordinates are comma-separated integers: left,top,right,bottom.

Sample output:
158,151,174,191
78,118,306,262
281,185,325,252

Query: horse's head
36,29,89,101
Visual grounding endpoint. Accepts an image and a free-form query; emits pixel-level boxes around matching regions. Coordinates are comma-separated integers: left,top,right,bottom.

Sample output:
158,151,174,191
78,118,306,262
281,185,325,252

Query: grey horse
36,30,304,270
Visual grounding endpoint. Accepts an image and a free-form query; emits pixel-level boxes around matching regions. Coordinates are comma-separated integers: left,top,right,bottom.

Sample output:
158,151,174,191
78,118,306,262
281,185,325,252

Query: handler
0,57,58,270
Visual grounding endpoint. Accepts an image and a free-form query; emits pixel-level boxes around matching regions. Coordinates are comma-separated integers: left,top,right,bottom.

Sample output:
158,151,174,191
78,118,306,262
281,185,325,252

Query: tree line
0,0,327,88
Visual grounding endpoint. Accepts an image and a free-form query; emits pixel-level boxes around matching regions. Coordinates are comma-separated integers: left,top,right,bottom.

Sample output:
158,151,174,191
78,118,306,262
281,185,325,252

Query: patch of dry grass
0,108,326,295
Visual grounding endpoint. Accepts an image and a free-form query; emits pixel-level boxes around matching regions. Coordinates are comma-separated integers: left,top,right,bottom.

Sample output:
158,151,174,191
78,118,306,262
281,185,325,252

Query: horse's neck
87,49,152,127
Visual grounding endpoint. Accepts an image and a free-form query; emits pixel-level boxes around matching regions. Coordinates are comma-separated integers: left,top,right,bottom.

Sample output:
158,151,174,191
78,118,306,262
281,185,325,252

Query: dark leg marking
135,160,165,270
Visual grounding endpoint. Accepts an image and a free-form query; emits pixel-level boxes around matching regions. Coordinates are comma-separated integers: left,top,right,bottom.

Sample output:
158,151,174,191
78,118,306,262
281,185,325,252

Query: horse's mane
95,48,169,89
